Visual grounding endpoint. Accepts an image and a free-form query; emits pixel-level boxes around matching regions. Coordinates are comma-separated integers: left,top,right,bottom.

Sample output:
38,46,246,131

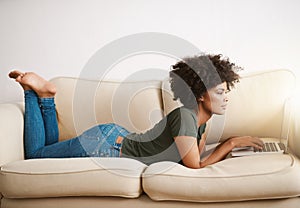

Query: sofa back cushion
162,70,296,143
51,77,163,141
52,70,295,143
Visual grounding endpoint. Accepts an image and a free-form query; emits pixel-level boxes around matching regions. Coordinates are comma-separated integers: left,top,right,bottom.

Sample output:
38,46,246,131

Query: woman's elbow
184,161,203,169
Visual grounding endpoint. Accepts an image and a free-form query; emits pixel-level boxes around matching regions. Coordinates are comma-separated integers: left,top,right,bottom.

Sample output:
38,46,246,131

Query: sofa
0,69,300,208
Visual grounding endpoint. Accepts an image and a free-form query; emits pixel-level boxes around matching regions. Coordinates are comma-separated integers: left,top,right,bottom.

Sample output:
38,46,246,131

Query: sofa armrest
0,103,24,166
288,97,300,158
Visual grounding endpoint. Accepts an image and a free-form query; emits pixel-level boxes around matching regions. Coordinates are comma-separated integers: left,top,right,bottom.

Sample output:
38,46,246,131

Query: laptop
231,139,286,157
231,98,292,157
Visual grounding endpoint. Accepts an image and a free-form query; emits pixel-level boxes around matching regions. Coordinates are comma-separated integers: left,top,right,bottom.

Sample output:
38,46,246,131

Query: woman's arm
200,136,263,167
175,135,263,169
174,136,201,168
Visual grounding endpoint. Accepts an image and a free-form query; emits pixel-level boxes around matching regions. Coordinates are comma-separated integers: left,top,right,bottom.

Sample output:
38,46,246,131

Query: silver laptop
231,140,286,157
231,98,292,157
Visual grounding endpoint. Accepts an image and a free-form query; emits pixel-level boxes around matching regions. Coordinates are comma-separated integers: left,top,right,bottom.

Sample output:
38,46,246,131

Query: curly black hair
169,54,241,109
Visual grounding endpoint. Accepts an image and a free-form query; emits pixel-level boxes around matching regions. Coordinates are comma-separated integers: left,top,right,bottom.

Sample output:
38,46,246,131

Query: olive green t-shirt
121,107,206,165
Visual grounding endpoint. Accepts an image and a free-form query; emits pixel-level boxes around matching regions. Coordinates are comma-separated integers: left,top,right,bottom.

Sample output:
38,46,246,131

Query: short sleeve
197,123,207,144
167,107,198,138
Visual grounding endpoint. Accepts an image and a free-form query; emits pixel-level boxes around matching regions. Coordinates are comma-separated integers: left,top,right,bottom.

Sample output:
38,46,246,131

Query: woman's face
201,82,229,115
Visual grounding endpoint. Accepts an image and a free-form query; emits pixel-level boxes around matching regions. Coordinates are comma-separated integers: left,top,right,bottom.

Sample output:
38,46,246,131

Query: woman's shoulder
167,106,197,120
168,106,196,114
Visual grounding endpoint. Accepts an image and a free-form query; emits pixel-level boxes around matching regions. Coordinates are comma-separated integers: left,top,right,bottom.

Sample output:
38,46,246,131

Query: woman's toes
9,70,24,79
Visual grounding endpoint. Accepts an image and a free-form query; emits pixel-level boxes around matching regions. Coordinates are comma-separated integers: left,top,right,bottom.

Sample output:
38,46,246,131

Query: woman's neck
196,105,212,126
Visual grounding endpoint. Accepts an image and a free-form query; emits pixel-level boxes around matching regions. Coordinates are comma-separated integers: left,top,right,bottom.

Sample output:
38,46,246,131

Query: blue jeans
24,90,130,159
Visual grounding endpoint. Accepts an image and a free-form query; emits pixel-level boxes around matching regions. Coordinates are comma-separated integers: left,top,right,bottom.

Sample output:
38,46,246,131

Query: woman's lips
221,104,227,109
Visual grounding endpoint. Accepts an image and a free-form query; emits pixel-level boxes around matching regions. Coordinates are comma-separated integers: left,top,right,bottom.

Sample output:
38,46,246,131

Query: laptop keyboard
231,141,286,157
255,142,285,152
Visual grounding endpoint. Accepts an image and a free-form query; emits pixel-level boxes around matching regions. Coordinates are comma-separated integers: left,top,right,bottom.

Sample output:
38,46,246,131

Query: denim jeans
24,90,130,159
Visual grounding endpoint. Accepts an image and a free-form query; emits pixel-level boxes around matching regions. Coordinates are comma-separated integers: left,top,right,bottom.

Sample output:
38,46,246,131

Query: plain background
1,0,299,103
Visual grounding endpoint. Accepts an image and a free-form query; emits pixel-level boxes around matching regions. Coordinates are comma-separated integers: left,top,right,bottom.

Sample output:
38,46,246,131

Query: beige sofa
1,69,300,208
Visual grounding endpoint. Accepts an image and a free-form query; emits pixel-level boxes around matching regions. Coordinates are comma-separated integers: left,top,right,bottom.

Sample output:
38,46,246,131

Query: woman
9,54,263,169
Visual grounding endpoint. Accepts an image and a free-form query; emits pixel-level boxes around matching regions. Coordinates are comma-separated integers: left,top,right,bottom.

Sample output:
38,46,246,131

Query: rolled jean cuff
24,90,38,99
39,97,56,109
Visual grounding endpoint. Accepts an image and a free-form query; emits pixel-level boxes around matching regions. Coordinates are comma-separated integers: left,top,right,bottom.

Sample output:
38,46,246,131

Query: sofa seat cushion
0,157,147,199
142,153,300,202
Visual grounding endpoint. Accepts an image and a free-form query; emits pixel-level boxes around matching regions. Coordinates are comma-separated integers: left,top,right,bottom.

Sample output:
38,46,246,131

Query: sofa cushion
51,77,164,141
0,157,147,199
142,152,300,202
161,70,296,144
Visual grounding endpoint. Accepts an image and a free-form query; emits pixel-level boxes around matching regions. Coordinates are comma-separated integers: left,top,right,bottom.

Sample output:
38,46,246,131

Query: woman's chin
213,109,226,115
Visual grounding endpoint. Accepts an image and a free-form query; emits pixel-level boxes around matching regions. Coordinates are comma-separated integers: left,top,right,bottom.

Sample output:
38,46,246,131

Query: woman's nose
224,95,229,102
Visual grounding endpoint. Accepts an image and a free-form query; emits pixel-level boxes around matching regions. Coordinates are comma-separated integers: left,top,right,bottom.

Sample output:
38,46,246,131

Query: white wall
1,0,300,103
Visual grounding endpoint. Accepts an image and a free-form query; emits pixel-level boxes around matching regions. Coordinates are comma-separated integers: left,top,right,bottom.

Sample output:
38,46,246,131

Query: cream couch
1,69,300,208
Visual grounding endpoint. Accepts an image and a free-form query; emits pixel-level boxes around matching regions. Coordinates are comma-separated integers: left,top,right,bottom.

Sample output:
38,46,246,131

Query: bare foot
20,72,56,98
9,71,56,98
9,70,31,91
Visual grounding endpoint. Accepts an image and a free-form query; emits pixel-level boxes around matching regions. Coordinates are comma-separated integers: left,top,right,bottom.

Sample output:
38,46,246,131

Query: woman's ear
198,96,204,102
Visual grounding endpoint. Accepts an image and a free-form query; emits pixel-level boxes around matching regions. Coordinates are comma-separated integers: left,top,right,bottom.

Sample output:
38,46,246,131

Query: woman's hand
227,136,264,150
